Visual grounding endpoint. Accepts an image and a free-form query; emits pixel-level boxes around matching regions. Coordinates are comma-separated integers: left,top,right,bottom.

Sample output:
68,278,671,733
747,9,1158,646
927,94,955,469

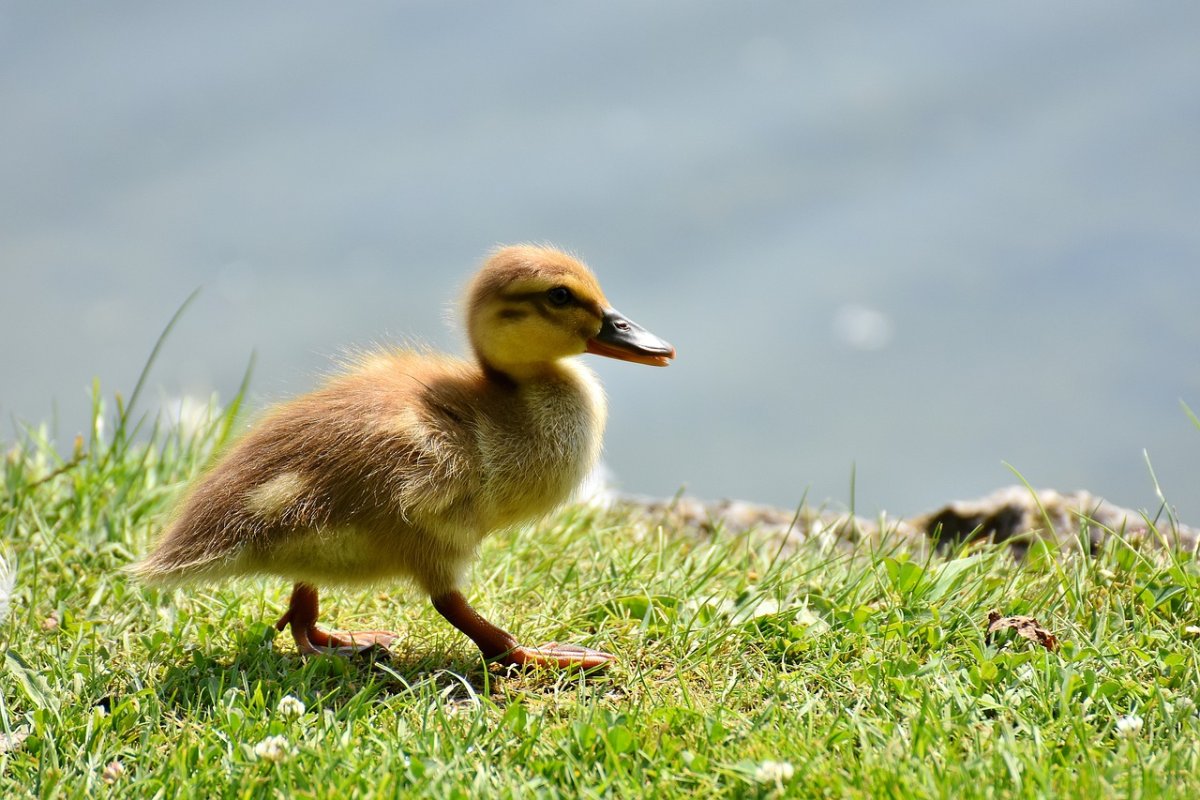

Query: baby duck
136,245,674,669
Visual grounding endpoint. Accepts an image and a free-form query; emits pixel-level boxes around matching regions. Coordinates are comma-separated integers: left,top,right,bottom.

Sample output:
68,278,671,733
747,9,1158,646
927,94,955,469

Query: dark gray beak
585,308,675,367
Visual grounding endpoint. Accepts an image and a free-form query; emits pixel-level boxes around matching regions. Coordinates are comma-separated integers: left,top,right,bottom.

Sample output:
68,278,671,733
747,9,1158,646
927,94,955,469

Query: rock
616,486,1198,558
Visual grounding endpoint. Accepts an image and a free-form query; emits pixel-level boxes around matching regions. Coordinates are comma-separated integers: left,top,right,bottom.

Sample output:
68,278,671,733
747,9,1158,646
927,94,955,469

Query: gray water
3,2,1199,522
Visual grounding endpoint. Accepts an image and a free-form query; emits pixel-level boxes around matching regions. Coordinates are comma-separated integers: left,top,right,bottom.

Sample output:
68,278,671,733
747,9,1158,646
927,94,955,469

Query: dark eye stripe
496,288,605,321
497,296,558,322
498,289,584,319
500,289,573,306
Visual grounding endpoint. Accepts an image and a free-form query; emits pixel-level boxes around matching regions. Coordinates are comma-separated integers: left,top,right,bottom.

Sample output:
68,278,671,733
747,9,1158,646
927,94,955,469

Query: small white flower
1173,697,1196,715
101,760,125,784
754,759,795,784
254,735,294,763
750,598,781,619
1115,715,1143,738
277,695,306,719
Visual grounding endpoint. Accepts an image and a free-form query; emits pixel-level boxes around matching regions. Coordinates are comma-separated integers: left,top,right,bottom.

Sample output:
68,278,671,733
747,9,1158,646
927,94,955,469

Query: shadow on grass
152,623,505,715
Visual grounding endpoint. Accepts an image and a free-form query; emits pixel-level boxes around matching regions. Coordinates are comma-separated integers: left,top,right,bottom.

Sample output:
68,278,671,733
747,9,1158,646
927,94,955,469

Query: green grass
1,388,1198,799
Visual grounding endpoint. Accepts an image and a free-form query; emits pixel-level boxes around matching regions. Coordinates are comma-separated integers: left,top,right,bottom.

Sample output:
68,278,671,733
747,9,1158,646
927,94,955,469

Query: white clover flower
749,598,781,619
101,760,125,784
277,695,306,719
754,759,795,784
1115,715,1143,738
254,735,295,763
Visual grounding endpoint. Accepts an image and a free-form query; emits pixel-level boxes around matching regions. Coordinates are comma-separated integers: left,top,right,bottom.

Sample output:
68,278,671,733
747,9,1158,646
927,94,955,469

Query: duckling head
466,245,675,379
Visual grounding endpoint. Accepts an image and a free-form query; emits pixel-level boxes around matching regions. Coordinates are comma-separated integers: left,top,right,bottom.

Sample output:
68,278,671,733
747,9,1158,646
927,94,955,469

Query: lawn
1,388,1197,798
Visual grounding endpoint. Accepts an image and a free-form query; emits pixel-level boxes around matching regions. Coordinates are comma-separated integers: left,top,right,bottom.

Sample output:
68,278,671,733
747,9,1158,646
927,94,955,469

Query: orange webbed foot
431,590,616,672
298,626,399,656
495,642,617,670
275,582,397,656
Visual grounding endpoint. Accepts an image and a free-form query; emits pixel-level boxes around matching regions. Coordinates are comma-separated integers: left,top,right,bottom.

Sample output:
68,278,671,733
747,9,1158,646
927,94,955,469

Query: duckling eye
546,286,573,307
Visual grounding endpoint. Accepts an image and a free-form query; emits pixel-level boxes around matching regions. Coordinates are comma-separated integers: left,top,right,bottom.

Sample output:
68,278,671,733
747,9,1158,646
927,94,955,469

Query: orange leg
431,590,615,670
275,582,398,655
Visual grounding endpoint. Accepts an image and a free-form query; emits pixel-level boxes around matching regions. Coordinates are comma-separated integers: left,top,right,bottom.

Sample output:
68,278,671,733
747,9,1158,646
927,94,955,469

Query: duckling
136,245,674,669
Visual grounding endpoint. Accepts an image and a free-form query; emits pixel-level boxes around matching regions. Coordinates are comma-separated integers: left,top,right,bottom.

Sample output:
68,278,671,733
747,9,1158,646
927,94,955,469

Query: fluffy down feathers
135,349,605,596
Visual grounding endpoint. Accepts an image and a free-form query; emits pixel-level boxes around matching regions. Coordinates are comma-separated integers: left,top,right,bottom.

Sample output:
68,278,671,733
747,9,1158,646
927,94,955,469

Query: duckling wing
251,403,476,527
136,357,482,583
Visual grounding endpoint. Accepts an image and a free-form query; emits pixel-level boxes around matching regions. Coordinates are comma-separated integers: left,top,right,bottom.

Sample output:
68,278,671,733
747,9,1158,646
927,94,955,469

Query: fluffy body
135,351,606,596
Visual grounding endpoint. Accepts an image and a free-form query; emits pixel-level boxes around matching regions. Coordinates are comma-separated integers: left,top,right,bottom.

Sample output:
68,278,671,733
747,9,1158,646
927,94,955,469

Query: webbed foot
275,582,397,656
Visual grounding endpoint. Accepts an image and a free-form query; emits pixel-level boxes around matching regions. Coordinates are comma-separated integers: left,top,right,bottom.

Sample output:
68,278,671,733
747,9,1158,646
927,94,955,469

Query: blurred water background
3,2,1199,521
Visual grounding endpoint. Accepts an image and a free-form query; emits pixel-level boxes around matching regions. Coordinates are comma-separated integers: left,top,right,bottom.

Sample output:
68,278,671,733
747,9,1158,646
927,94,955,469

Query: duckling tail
130,508,249,587
129,541,239,587
129,548,230,587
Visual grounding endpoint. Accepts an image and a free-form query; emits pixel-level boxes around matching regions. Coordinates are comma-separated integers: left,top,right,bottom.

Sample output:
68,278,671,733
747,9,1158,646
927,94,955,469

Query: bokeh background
3,2,1199,520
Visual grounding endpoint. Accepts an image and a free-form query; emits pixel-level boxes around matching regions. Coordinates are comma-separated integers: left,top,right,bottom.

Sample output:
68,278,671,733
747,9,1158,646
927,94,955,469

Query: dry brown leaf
985,610,1060,652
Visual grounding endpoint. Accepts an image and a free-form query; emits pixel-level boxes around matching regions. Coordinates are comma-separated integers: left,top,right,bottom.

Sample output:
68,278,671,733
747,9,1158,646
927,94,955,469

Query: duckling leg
431,590,616,670
275,582,399,655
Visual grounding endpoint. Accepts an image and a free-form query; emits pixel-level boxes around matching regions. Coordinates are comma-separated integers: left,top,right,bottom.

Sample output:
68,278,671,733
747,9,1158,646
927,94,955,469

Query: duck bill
586,308,675,367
